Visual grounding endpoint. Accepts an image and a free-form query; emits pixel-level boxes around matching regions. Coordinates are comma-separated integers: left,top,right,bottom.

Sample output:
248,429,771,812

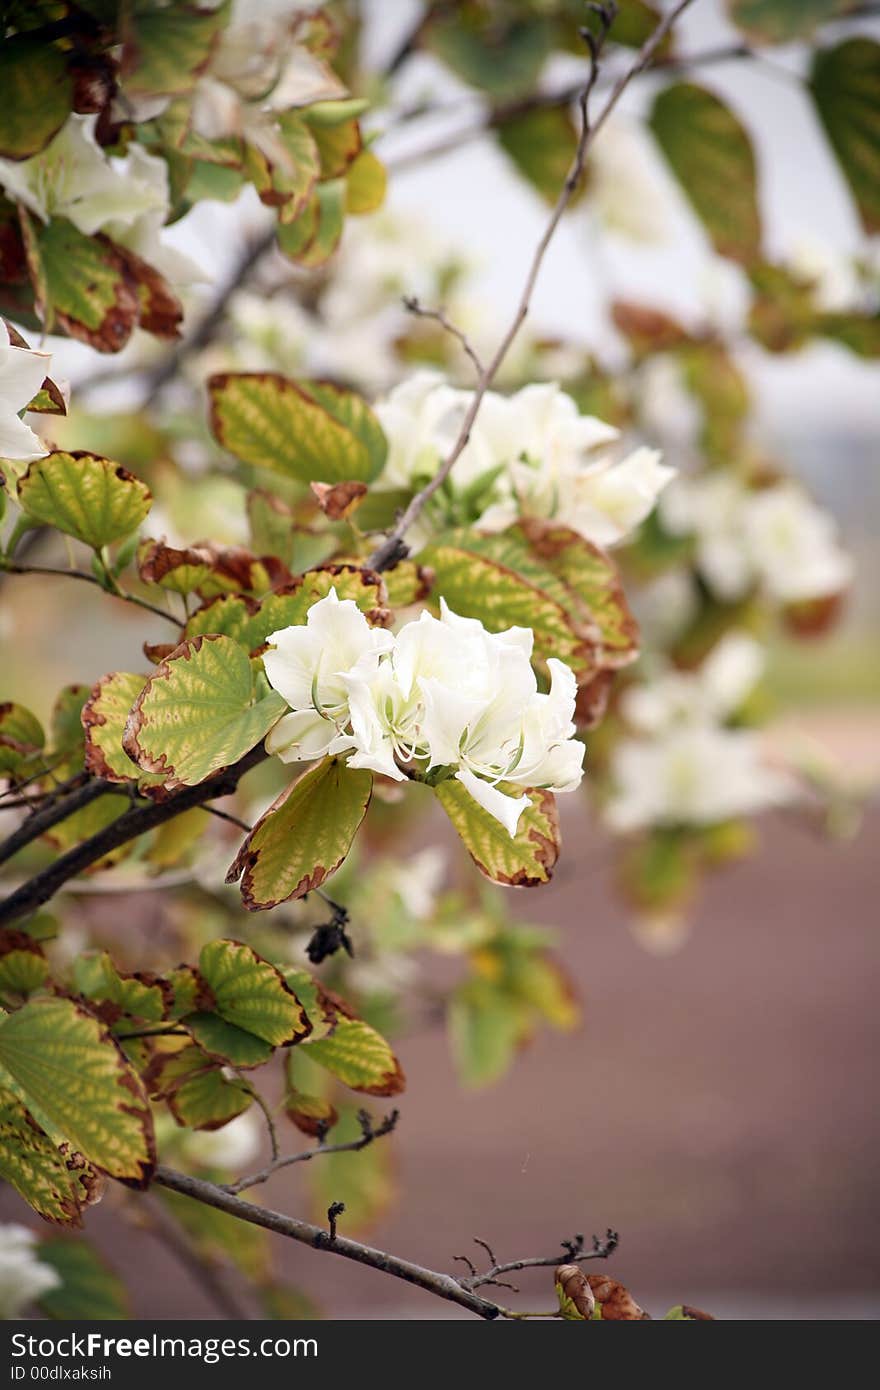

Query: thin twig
0,562,180,626
202,805,253,834
460,1229,619,1290
0,777,117,870
402,295,485,377
233,1071,279,1163
368,0,694,573
224,1108,399,1196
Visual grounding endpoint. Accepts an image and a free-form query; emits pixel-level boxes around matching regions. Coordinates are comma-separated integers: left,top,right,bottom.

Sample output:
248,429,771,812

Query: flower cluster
660,474,852,606
604,633,793,832
0,1224,60,1320
0,323,50,461
374,372,675,550
263,589,585,835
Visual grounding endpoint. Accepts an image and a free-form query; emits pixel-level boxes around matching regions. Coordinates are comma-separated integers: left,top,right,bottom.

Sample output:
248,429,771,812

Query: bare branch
402,295,485,377
0,777,119,870
152,1163,503,1319
0,562,180,626
460,1228,619,1290
224,1108,399,1196
367,0,694,573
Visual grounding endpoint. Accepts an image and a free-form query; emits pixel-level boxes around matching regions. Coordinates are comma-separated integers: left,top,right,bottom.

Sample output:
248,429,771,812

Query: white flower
787,235,862,314
742,484,852,604
661,474,852,605
263,592,585,836
389,847,447,920
181,1111,261,1171
263,588,393,764
605,725,791,832
621,632,764,735
0,322,50,460
0,1225,60,1320
0,115,165,237
375,375,673,550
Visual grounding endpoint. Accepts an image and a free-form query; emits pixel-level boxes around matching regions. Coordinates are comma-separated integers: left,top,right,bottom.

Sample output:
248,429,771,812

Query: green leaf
0,38,72,159
0,1088,96,1226
650,82,762,264
208,372,387,484
427,9,554,99
123,635,287,787
0,997,154,1185
245,113,320,222
82,671,168,788
448,979,525,1088
0,702,44,775
811,38,880,235
418,529,593,677
194,939,311,1047
496,106,578,205
183,1015,273,1068
583,0,670,50
73,951,170,1026
122,0,230,97
277,178,346,267
228,757,373,909
0,931,49,996
27,217,140,353
511,522,639,669
282,969,337,1042
37,1237,130,1320
146,1045,253,1130
17,452,151,549
345,149,387,214
435,779,560,888
819,310,880,357
303,1019,405,1096
727,0,850,43
183,566,391,652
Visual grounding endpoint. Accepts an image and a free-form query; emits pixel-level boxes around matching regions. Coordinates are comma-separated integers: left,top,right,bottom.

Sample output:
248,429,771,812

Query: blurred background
1,0,878,1319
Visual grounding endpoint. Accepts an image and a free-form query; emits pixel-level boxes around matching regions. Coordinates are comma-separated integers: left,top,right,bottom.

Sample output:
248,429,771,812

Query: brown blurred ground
6,802,876,1320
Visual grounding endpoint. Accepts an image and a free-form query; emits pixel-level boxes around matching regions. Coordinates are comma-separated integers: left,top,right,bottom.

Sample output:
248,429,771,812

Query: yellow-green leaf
122,0,230,97
208,372,387,483
28,218,140,353
0,38,72,160
811,38,880,235
497,106,578,205
194,939,311,1047
435,779,560,887
73,951,170,1026
228,758,372,909
345,149,387,214
728,0,850,43
0,1089,95,1226
146,1045,253,1131
0,998,154,1185
0,931,49,996
650,82,762,264
303,1019,405,1096
82,671,166,788
123,635,287,787
0,702,44,776
182,1014,273,1069
17,452,151,549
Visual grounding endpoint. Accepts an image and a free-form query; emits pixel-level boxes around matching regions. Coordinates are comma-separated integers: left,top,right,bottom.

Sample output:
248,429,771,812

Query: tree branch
152,1164,503,1319
460,1229,619,1290
0,777,118,870
0,562,180,626
0,746,268,927
368,0,694,573
223,1108,399,1197
401,295,485,377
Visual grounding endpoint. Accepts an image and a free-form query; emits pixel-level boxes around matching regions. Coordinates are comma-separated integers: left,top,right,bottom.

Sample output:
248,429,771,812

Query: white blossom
374,374,674,549
661,474,852,605
0,1225,60,1320
263,591,585,836
584,116,670,244
181,1111,261,1171
0,322,50,460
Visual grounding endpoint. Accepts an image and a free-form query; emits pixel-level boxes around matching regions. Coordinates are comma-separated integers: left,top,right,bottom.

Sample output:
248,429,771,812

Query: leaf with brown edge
17,452,152,550
122,635,287,789
26,217,140,353
435,779,560,888
145,1045,253,1131
302,1018,405,1097
284,1090,339,1138
228,758,373,910
137,539,216,595
587,1273,651,1320
82,671,166,789
0,997,155,1187
555,1263,596,1320
310,479,368,520
0,702,44,777
0,38,72,160
112,244,183,339
3,321,67,414
192,939,311,1048
0,1089,96,1227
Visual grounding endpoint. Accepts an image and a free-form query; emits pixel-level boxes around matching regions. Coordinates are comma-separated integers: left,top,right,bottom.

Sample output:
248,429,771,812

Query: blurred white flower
661,474,852,605
389,847,447,920
181,1111,261,1171
605,724,791,832
621,632,764,736
264,591,584,835
787,235,863,313
0,322,50,460
0,1225,60,1320
637,354,702,453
